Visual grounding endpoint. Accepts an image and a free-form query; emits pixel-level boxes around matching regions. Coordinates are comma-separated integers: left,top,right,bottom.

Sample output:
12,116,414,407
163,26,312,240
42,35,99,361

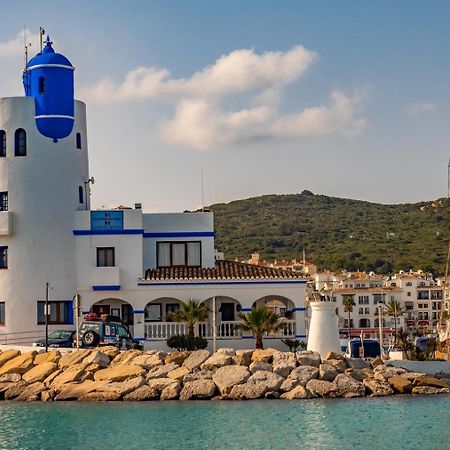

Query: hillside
209,192,450,275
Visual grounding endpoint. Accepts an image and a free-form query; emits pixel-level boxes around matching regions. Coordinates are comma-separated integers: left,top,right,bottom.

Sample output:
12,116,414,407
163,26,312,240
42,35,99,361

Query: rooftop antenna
200,168,205,212
39,27,45,52
23,26,31,70
447,156,450,199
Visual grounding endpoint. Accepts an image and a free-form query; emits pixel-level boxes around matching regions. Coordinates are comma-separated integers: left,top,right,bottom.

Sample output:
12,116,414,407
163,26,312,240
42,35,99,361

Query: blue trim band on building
73,229,144,236
241,308,252,312
294,307,307,312
133,310,145,314
92,285,121,291
143,231,215,238
138,280,306,286
295,335,307,339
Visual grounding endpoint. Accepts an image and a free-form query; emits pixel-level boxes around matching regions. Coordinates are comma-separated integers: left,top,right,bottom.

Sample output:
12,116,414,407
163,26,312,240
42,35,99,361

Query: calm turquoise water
0,396,448,450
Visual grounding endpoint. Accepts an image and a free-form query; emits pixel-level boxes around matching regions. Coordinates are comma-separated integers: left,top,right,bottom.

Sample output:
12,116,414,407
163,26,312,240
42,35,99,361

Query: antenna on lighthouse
39,27,45,52
200,168,205,212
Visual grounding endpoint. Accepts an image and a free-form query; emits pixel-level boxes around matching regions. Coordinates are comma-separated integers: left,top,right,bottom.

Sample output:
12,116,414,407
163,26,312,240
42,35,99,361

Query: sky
0,0,449,212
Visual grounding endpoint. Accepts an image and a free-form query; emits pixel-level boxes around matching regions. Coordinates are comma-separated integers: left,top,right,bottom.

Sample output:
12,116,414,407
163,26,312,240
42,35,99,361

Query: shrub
166,334,208,351
281,338,306,352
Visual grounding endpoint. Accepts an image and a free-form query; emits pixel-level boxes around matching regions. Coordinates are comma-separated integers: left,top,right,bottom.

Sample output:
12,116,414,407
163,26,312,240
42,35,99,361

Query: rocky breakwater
0,348,448,401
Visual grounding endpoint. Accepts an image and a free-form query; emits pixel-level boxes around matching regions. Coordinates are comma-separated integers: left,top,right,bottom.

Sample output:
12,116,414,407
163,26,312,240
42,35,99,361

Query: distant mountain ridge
209,192,450,274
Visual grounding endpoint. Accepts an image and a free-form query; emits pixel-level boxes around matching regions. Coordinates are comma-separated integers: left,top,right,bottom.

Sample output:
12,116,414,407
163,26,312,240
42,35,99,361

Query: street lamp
377,300,386,358
45,282,50,352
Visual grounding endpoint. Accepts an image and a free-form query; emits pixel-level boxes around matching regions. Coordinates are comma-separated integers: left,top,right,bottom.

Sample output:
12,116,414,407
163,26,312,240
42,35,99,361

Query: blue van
347,338,381,358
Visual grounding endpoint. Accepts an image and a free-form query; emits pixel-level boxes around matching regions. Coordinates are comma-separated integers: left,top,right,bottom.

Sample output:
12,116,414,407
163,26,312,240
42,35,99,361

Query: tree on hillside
342,295,356,339
236,306,285,349
174,299,209,338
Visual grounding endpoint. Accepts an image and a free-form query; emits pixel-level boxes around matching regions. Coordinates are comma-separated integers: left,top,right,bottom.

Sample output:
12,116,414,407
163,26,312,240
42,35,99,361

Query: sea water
0,396,448,450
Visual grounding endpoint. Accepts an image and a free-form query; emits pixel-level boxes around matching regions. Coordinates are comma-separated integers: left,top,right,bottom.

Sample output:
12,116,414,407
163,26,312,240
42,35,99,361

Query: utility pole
212,296,217,353
45,282,49,352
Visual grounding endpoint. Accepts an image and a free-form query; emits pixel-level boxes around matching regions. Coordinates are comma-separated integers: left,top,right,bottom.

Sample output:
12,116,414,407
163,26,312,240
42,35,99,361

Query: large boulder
246,370,285,393
79,391,122,401
132,354,163,370
165,351,191,366
98,346,121,360
59,350,91,369
319,364,338,382
373,365,406,382
363,378,394,396
229,383,267,400
413,375,450,389
183,370,214,383
15,382,46,401
284,366,319,389
23,362,57,384
167,366,190,382
212,365,251,395
0,352,36,375
4,381,29,400
272,352,297,378
183,350,210,371
249,361,272,374
201,353,233,371
123,385,159,401
280,385,315,400
146,362,179,380
94,365,145,382
306,379,339,398
388,376,412,394
0,373,21,383
160,381,181,400
326,359,346,373
0,350,21,367
345,358,370,370
324,351,345,362
251,349,276,363
234,350,253,367
179,380,216,400
110,350,142,366
147,378,179,394
412,386,450,395
296,351,321,368
99,376,146,397
34,351,60,365
83,351,110,368
334,374,365,398
370,357,384,368
344,368,371,382
51,367,86,388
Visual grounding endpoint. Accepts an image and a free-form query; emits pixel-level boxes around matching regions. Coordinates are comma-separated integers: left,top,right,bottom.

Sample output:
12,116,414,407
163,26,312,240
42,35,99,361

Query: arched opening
144,298,185,340
14,129,26,156
252,295,297,337
76,132,82,149
359,318,371,328
88,298,134,334
78,186,84,204
0,130,6,157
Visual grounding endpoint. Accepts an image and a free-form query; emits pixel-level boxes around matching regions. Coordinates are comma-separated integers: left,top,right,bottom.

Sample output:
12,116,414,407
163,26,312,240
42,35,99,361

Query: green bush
281,338,306,352
166,334,208,351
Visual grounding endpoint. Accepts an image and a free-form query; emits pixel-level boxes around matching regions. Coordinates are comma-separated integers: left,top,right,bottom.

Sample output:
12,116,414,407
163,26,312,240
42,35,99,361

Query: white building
0,37,307,350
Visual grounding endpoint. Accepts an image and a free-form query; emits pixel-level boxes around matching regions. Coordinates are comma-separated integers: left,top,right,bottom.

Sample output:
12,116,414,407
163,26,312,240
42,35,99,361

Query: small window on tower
14,129,26,156
0,131,5,157
0,192,8,212
79,186,84,204
76,133,82,149
39,77,45,94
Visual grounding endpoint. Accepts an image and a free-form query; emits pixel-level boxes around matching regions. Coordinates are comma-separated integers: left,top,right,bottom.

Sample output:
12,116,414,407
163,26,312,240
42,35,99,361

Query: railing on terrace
144,320,296,340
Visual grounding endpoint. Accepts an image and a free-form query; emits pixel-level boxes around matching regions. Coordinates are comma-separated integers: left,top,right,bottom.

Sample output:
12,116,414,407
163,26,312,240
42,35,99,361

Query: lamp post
377,300,386,358
73,294,81,350
45,282,49,352
212,296,217,353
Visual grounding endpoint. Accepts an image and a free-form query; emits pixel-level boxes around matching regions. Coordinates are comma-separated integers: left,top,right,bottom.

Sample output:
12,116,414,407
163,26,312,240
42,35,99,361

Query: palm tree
174,299,209,338
386,298,405,346
342,295,356,339
235,306,286,349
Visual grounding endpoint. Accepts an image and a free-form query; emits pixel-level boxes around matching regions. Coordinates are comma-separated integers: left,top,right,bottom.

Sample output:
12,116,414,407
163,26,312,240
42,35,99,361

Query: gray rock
229,383,266,399
99,376,146,397
280,385,315,400
179,380,216,400
345,358,370,370
306,379,339,398
146,362,179,380
182,350,210,371
327,359,346,373
160,381,181,400
14,382,46,401
334,374,365,398
124,385,160,401
83,351,110,369
234,350,253,366
216,348,236,357
373,365,406,382
287,366,319,387
319,363,338,382
183,370,214,383
247,370,285,392
213,365,250,395
272,351,297,378
147,378,179,394
0,373,21,383
412,386,450,395
201,353,233,371
249,361,273,374
363,378,394,396
296,351,321,368
344,368,371,382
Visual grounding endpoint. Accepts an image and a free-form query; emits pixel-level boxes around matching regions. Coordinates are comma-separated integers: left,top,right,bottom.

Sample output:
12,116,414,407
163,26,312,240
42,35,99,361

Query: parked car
346,338,381,358
77,316,143,349
32,330,76,348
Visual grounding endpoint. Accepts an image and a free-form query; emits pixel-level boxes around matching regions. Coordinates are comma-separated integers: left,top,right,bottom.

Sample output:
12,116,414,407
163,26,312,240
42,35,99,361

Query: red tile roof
143,260,305,282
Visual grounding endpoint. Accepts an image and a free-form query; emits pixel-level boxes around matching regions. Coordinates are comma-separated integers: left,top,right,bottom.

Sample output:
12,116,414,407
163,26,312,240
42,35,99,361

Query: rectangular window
157,241,202,267
0,192,8,212
0,302,4,324
0,131,5,157
37,301,71,325
373,294,382,304
358,295,369,305
0,247,7,269
96,247,115,267
358,307,363,314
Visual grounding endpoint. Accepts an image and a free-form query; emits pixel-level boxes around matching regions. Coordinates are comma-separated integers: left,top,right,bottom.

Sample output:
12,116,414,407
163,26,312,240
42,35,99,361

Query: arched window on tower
79,186,84,205
38,77,45,94
0,131,6,157
14,129,26,156
76,133,82,149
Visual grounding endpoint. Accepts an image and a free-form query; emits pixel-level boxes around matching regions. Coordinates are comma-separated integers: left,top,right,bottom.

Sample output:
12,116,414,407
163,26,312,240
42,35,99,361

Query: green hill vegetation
209,191,450,275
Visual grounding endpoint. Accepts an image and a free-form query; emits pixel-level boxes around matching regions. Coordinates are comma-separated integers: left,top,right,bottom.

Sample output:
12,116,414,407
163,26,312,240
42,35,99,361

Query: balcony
92,267,120,288
0,211,12,235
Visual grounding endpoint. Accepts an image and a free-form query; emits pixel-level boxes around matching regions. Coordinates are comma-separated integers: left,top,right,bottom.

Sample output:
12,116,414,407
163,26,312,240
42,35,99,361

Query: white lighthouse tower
0,37,89,340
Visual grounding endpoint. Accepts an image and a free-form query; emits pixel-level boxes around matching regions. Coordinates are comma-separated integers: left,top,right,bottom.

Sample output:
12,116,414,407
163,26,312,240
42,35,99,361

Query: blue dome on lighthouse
23,36,75,141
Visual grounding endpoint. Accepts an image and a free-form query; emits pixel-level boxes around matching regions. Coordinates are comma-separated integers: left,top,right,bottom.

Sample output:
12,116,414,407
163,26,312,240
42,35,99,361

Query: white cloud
408,102,437,116
79,45,366,150
0,30,40,58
